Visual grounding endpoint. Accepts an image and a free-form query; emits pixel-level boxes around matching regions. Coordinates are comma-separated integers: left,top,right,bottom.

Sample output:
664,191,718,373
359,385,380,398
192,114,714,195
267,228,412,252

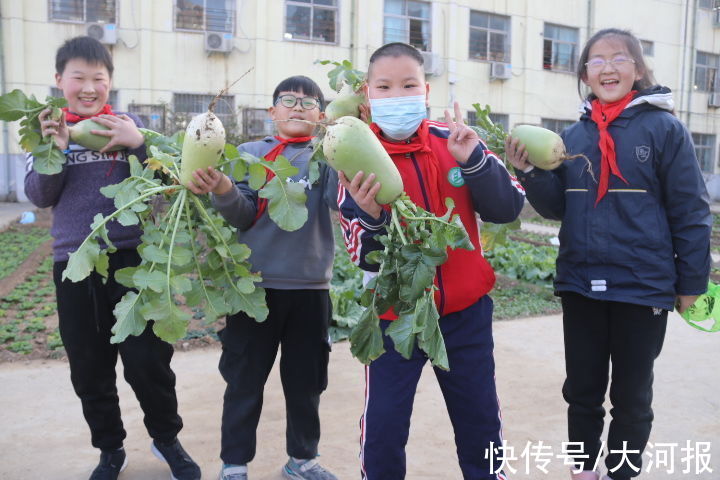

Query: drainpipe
586,0,593,38
679,0,690,116
686,0,699,127
0,2,13,201
349,0,356,67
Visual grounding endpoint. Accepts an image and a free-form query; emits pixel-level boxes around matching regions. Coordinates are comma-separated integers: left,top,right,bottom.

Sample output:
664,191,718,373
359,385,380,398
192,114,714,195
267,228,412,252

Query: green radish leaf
114,266,138,288
263,155,298,180
117,208,139,226
20,129,42,152
171,246,193,266
385,309,417,360
30,142,66,175
349,306,385,365
110,291,147,343
132,269,165,293
416,291,448,370
0,89,31,121
152,304,192,343
259,176,308,232
169,275,193,294
229,286,269,322
140,244,169,264
248,163,267,190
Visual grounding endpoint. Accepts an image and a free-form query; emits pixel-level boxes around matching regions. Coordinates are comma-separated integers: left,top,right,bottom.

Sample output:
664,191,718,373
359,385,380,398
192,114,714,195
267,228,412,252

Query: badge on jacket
635,145,651,163
448,167,465,187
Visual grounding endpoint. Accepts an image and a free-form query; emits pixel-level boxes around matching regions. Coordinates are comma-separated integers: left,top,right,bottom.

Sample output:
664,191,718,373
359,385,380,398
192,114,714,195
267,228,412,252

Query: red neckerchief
254,135,314,222
369,120,444,214
590,91,636,206
63,105,120,176
62,104,115,123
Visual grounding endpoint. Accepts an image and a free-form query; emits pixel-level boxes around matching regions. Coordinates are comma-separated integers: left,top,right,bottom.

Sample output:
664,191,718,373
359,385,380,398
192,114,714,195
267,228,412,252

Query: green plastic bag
680,282,720,332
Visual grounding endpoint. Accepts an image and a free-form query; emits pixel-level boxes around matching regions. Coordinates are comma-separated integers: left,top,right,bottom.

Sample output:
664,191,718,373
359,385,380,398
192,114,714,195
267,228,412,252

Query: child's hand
676,294,699,314
359,102,371,123
339,170,383,220
505,136,531,171
186,167,233,196
39,108,69,151
444,102,480,165
91,114,145,153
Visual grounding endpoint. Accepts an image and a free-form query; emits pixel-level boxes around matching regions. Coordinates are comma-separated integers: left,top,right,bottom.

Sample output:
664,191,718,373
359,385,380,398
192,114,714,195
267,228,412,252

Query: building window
285,0,338,44
173,93,235,129
695,51,719,92
467,111,509,132
640,40,654,57
175,0,234,33
698,0,714,9
128,104,167,132
541,118,574,134
543,24,578,72
49,0,116,23
469,11,510,62
693,133,716,173
51,87,118,110
384,0,431,52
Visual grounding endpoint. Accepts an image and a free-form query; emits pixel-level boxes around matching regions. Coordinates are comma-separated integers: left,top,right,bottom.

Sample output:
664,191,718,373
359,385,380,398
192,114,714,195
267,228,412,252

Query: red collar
62,104,115,123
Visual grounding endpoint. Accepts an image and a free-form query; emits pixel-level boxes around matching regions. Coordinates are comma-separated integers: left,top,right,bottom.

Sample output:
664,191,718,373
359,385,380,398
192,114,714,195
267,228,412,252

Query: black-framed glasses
275,94,320,110
584,56,636,72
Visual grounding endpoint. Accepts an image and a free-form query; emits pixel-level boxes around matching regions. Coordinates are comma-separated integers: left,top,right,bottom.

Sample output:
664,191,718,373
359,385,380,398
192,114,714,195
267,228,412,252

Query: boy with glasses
186,76,338,480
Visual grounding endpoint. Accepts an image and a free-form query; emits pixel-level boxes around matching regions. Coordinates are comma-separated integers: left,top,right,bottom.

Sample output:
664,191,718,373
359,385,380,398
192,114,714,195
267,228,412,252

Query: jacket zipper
409,152,447,316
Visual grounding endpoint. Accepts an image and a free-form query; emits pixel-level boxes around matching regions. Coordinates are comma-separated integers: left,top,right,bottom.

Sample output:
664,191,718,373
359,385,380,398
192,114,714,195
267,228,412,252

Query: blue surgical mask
369,95,427,140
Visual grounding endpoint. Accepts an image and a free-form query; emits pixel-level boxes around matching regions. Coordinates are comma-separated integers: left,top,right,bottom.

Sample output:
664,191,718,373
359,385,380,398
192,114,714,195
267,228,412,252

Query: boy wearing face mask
337,42,525,480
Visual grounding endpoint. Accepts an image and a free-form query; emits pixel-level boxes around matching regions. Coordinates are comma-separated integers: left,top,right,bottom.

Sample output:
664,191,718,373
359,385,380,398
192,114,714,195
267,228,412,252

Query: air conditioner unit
85,23,117,45
205,31,233,53
420,51,444,76
709,92,720,108
243,108,274,138
490,62,512,81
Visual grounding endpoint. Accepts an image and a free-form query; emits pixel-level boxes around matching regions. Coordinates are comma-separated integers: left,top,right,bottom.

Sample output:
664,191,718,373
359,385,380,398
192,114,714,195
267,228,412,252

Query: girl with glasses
506,28,711,480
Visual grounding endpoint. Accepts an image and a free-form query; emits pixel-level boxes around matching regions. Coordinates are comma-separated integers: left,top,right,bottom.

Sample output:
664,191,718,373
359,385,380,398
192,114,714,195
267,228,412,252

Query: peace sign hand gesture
444,101,480,165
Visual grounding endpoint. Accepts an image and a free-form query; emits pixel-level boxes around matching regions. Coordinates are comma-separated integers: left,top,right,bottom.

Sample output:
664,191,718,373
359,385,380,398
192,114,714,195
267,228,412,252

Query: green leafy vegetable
0,89,68,174
63,129,272,344
350,195,474,371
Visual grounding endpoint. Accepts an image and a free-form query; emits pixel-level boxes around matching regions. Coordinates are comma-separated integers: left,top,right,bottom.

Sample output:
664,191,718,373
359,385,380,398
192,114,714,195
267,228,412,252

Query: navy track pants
359,296,508,480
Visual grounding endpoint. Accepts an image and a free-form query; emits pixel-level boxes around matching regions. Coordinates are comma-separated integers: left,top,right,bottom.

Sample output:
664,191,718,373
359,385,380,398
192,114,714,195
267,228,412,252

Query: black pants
54,249,183,451
561,292,667,480
219,288,332,465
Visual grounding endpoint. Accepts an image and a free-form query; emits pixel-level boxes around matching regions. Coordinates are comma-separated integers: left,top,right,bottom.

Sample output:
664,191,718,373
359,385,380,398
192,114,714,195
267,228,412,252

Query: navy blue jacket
516,87,711,310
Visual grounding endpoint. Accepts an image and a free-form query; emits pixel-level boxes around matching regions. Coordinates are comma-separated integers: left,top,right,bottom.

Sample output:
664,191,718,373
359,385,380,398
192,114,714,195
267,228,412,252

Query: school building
1,0,719,200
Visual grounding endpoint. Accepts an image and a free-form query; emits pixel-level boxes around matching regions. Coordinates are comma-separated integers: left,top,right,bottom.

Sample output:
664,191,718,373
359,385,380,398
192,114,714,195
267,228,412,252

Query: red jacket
338,119,525,318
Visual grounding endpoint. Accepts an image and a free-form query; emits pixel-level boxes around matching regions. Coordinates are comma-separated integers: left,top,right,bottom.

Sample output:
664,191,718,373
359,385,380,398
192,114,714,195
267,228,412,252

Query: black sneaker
151,438,201,480
89,448,128,480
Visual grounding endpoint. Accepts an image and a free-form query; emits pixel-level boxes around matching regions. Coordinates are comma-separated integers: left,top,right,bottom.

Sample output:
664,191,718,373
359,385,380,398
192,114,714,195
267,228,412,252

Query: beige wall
1,0,719,182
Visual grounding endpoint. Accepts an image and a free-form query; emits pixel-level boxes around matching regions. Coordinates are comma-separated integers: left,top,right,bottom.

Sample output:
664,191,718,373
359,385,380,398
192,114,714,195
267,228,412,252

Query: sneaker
219,463,248,480
151,438,201,480
89,448,128,480
282,458,338,480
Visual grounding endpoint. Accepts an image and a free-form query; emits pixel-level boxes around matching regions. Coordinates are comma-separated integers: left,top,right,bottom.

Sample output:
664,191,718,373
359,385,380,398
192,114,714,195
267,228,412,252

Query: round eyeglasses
274,94,320,110
585,56,636,72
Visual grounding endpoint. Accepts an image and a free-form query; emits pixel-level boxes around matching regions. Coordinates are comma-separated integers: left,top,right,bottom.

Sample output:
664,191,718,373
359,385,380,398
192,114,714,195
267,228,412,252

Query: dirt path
0,312,717,479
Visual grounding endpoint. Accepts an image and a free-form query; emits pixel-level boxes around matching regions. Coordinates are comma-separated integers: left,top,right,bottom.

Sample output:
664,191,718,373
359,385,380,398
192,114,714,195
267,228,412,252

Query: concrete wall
1,0,719,199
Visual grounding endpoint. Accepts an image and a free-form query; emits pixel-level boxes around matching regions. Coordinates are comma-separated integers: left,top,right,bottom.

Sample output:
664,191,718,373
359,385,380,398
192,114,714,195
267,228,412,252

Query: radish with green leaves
62,71,317,344
0,89,68,174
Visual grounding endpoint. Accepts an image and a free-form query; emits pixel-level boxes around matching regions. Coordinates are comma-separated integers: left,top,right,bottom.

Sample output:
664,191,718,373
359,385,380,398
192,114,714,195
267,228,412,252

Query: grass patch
0,225,50,280
492,275,560,320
